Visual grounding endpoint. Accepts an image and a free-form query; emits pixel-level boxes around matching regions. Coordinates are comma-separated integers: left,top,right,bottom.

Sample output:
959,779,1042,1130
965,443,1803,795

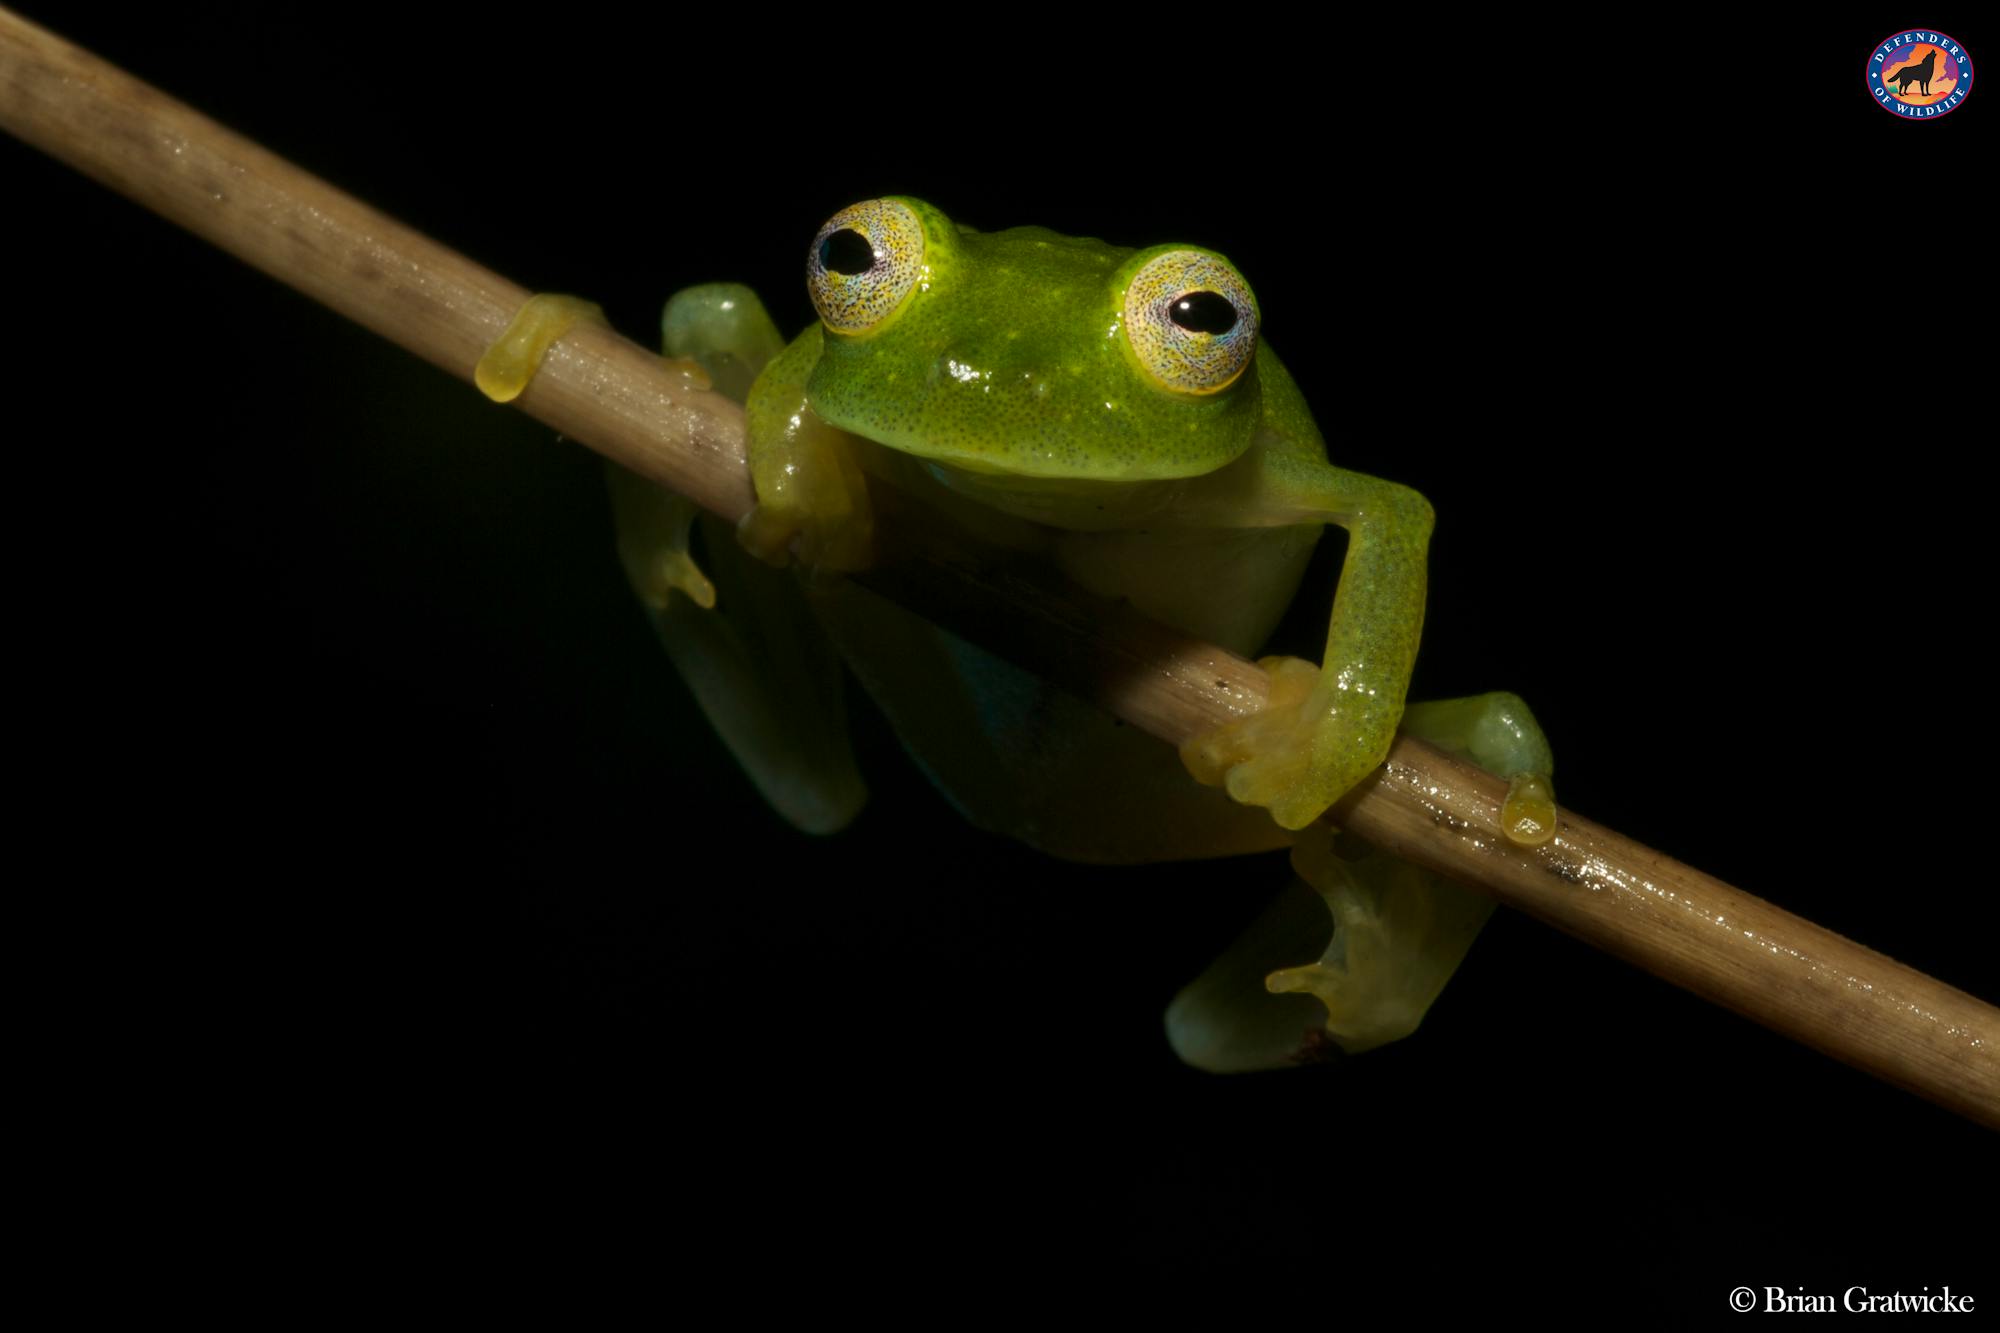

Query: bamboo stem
3,7,1993,1126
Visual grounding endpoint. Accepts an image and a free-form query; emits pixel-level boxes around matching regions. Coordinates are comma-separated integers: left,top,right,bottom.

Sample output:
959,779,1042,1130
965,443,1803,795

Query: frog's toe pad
660,354,714,394
634,547,716,611
1501,772,1557,847
475,294,605,403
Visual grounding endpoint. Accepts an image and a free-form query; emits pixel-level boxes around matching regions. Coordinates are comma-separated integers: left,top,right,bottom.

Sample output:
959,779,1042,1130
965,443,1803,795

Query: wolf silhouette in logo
1890,47,1944,97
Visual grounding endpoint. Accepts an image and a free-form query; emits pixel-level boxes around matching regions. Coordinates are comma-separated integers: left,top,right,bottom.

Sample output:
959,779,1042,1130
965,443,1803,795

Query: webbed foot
1166,689,1558,1070
1179,656,1394,831
1165,825,1498,1068
1264,825,1498,1053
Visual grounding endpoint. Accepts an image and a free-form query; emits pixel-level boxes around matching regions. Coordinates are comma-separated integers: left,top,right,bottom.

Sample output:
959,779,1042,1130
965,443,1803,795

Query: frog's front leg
1179,451,1434,831
737,324,874,574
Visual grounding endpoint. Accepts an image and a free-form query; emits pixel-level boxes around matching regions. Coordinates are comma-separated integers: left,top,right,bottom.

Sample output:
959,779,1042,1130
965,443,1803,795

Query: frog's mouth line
835,415,1258,487
923,455,1180,498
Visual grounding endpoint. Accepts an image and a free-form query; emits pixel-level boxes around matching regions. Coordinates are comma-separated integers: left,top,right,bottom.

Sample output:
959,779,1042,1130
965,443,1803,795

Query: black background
4,6,1992,1313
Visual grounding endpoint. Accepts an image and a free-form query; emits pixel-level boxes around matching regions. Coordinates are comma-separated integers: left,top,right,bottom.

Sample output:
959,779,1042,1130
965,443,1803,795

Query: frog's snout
927,345,1061,402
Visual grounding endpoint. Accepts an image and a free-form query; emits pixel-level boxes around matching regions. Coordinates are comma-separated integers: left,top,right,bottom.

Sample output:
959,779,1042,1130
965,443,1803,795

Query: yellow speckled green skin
597,199,1557,1065
807,200,1259,479
741,195,1440,836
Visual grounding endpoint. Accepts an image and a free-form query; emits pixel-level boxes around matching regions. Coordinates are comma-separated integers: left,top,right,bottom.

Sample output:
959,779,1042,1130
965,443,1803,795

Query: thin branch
3,7,1993,1126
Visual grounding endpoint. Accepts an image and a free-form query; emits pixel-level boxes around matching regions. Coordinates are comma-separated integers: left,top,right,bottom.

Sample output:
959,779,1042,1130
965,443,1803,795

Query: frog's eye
1122,250,1259,394
806,199,927,335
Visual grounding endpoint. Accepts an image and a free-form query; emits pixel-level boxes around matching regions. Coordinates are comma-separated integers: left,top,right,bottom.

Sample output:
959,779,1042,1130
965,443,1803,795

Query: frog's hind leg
659,282,788,404
475,289,857,831
610,474,866,834
1402,691,1557,848
607,282,787,615
1165,692,1554,1069
1165,828,1497,1068
602,285,865,834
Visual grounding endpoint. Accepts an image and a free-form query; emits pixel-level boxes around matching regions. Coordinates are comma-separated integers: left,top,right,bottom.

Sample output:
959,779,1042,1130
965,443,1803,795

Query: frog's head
801,197,1265,481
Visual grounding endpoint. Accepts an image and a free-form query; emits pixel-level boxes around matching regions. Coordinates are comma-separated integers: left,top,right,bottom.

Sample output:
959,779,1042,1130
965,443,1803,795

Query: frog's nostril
819,229,876,276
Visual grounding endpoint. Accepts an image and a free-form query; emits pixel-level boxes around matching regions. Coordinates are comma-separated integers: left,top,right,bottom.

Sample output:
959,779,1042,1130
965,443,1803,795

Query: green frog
478,197,1555,1069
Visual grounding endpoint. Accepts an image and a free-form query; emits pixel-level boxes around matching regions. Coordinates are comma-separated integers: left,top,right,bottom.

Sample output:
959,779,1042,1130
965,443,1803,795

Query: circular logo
1868,30,1973,118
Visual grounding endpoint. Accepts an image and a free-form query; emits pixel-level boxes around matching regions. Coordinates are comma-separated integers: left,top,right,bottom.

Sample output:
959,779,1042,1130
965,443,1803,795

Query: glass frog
478,197,1555,1070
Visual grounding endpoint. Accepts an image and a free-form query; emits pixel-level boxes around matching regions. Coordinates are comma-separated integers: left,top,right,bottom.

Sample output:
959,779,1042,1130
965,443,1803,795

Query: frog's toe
735,502,874,575
1164,875,1344,1073
1180,657,1339,832
609,471,720,611
633,546,716,611
1501,772,1558,847
474,293,605,403
1180,658,1315,781
659,354,714,394
1264,962,1425,1055
1399,692,1557,847
736,504,801,569
1222,738,1321,831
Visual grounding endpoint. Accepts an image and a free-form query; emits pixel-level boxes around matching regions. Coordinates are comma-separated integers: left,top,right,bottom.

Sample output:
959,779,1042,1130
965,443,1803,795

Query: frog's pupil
820,229,877,276
1170,291,1238,335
